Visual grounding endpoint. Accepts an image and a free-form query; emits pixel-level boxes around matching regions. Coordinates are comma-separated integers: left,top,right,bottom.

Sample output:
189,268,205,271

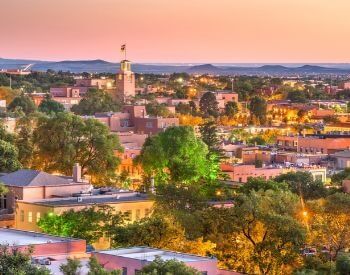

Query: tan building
15,191,154,249
116,60,135,101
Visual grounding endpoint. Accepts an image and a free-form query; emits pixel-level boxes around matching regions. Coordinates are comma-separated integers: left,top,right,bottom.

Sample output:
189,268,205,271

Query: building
277,135,350,154
0,165,91,228
75,78,114,90
221,163,327,183
93,105,179,135
0,228,87,259
92,247,238,275
15,191,153,249
116,60,135,100
333,150,350,169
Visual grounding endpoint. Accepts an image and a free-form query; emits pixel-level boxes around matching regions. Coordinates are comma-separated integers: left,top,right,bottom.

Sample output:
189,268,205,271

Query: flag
121,44,126,52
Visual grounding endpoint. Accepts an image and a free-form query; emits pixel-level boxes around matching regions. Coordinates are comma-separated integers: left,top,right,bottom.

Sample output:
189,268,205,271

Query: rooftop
23,192,149,207
0,228,79,246
0,169,74,187
95,247,216,263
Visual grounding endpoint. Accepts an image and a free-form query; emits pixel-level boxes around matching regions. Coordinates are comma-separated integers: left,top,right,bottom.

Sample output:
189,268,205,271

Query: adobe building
277,134,350,154
92,247,239,275
0,228,87,259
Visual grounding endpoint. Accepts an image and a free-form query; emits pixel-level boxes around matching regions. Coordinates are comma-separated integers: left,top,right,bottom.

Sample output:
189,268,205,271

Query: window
0,195,6,209
146,122,153,128
145,208,151,218
135,209,141,221
122,267,127,275
28,211,33,223
20,210,24,222
36,212,41,223
124,210,132,221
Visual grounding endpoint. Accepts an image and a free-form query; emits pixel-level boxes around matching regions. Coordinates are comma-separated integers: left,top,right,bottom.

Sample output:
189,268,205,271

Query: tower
116,60,135,101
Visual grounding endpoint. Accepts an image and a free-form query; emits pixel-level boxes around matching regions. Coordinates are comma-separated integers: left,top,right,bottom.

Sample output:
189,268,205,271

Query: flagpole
125,44,127,60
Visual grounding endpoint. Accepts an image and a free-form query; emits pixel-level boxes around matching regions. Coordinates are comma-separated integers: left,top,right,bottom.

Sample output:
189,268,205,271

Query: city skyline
1,0,350,63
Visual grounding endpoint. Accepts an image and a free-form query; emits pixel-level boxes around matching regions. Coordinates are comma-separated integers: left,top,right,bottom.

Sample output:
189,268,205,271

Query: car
32,257,51,265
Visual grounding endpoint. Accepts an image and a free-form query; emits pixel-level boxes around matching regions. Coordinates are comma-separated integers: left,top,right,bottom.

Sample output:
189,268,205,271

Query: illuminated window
36,212,41,223
145,208,151,217
28,212,33,223
124,210,132,221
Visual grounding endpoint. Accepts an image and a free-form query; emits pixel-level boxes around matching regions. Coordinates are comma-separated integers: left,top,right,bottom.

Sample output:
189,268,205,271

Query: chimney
73,163,82,182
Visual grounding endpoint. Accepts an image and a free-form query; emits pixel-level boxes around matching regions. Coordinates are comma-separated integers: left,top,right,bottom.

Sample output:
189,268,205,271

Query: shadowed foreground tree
0,245,51,275
38,94,65,114
140,256,201,275
7,94,37,115
32,112,122,184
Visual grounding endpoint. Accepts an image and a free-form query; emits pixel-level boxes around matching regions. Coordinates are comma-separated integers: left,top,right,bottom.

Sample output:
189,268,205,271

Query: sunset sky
1,0,350,63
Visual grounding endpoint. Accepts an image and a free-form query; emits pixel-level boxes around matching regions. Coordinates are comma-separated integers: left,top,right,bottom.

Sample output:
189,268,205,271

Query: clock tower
116,60,135,101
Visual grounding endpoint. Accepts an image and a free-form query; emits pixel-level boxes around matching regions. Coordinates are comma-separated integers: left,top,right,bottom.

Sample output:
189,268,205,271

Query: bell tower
116,59,135,101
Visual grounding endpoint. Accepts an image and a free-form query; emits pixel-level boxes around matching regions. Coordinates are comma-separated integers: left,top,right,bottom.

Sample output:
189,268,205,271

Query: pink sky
1,0,350,63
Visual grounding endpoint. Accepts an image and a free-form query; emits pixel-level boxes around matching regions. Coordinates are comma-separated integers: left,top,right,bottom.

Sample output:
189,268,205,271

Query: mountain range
1,58,350,76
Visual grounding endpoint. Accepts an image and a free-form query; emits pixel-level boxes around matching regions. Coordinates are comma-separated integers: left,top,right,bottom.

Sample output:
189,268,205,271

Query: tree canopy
7,94,36,115
71,88,120,115
32,112,122,184
199,92,219,118
38,94,65,114
136,126,218,184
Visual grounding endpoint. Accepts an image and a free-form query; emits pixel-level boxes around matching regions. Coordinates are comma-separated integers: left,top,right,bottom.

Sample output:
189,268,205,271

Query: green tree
136,126,218,184
71,88,121,115
88,256,121,275
0,139,21,172
15,116,35,168
139,256,201,275
145,102,171,117
199,120,222,156
32,112,122,185
331,168,350,185
60,258,82,275
336,253,350,274
38,94,65,114
224,101,238,117
0,245,51,275
199,92,219,118
175,102,192,115
287,90,307,103
38,206,125,244
0,182,8,196
249,96,267,125
275,171,328,200
7,94,36,115
238,177,288,194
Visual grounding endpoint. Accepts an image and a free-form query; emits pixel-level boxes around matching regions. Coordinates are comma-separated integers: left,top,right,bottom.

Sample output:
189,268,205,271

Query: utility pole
9,75,12,89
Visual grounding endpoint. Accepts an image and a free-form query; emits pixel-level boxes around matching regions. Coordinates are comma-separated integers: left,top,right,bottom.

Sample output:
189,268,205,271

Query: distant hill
1,58,350,75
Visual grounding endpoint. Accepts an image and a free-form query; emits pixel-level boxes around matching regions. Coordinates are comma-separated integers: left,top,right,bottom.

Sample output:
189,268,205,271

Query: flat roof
22,193,150,207
96,247,216,263
0,228,79,246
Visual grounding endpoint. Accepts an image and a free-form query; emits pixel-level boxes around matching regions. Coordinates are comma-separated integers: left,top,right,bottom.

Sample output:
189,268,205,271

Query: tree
145,102,171,117
308,193,350,259
199,120,222,156
275,171,328,200
0,245,51,275
38,94,65,114
15,116,35,168
88,256,121,275
0,86,20,104
60,258,82,275
136,126,218,184
223,190,306,274
199,92,219,118
38,206,125,244
7,94,36,115
249,96,267,125
331,168,350,185
32,112,122,184
336,253,350,274
224,101,238,117
0,140,21,172
139,256,201,275
111,215,215,257
0,182,8,196
71,88,121,115
238,177,288,194
287,90,307,103
175,102,192,115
